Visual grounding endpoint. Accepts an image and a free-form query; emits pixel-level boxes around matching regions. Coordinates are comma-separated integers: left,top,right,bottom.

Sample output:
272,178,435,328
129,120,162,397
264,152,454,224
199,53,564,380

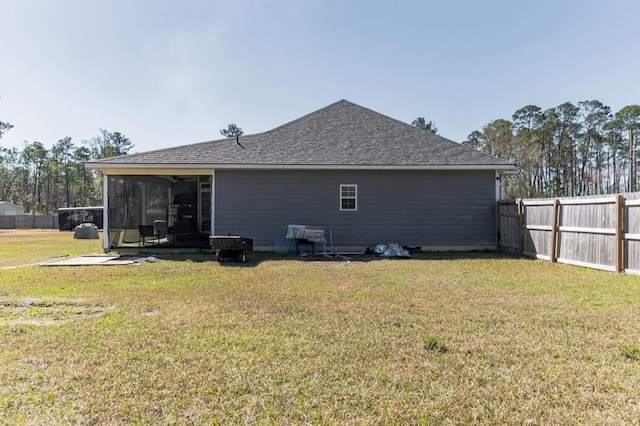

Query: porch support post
102,175,110,252
210,170,215,236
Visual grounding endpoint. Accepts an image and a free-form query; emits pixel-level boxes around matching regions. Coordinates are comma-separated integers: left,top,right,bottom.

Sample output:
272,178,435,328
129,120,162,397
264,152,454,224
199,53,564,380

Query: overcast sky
1,0,639,154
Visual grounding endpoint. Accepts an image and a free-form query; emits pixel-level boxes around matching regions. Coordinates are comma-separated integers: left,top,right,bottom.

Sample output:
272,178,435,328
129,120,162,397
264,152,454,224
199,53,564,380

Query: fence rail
498,193,640,274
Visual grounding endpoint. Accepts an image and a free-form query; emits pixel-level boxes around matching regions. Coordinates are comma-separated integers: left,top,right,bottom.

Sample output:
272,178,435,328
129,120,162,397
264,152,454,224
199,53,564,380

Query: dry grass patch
0,229,103,267
1,232,640,423
0,298,110,327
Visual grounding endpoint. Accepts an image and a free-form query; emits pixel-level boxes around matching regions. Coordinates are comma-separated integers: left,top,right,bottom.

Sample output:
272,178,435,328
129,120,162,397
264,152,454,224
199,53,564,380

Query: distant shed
0,201,25,216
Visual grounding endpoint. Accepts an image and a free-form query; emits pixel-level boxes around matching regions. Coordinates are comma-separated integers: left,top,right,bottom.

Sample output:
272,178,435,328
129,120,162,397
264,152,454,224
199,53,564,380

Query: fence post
615,194,624,273
517,199,524,255
551,199,560,263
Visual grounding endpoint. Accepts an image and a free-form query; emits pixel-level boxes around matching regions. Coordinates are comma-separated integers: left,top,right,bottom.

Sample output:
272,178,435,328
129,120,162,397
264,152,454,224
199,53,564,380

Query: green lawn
1,230,640,424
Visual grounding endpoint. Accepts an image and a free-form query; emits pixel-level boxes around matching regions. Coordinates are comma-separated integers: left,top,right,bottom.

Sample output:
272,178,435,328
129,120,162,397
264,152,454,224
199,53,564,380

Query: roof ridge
103,99,444,159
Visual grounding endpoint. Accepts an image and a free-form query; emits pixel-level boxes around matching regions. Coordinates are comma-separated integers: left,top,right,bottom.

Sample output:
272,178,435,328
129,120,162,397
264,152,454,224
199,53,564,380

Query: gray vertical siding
214,169,496,249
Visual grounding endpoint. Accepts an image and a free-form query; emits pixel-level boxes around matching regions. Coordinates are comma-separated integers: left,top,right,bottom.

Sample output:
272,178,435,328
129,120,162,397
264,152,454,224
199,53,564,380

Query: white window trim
340,184,358,211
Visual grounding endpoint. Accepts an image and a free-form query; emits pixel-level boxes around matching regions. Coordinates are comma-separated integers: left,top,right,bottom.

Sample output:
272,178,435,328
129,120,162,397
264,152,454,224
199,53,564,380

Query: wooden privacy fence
497,193,640,274
0,215,58,229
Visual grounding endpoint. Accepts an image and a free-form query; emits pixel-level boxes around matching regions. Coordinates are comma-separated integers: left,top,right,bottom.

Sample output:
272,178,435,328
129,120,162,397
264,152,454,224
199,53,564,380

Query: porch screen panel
107,176,142,245
145,182,169,226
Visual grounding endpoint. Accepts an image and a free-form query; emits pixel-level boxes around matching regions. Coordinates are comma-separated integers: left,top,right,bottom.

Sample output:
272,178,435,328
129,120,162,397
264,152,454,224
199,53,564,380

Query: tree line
463,101,640,199
0,125,133,215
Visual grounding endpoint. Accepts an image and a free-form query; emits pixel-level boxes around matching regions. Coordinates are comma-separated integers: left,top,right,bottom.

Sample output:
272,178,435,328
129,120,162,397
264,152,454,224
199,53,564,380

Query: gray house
87,100,516,252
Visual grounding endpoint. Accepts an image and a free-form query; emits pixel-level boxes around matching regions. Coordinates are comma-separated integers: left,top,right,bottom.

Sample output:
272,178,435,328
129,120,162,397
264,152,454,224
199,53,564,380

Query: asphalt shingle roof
89,100,514,169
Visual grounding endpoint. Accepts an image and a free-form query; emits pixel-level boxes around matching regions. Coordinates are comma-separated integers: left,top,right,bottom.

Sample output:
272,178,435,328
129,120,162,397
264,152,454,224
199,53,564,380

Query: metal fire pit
210,236,253,263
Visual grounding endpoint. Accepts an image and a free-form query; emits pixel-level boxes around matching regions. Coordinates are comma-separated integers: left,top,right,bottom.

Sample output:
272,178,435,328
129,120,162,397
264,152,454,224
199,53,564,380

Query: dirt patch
0,298,112,326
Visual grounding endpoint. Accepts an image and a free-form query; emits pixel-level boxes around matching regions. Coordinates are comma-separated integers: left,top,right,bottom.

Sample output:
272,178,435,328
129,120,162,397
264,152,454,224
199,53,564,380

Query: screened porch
105,175,212,250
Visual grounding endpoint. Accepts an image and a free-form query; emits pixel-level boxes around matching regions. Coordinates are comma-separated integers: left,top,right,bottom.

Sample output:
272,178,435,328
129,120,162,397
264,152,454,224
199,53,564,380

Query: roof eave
87,162,517,172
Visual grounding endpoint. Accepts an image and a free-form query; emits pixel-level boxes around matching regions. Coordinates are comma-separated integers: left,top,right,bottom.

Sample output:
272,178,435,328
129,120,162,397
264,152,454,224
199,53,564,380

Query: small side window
340,184,357,211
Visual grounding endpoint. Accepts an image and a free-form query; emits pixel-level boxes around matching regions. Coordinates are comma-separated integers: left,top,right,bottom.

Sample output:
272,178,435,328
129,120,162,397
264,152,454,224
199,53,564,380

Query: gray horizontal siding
214,170,496,249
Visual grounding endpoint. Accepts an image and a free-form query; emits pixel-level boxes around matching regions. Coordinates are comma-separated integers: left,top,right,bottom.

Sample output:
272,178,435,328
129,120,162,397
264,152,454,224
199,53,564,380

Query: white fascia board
88,163,517,172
